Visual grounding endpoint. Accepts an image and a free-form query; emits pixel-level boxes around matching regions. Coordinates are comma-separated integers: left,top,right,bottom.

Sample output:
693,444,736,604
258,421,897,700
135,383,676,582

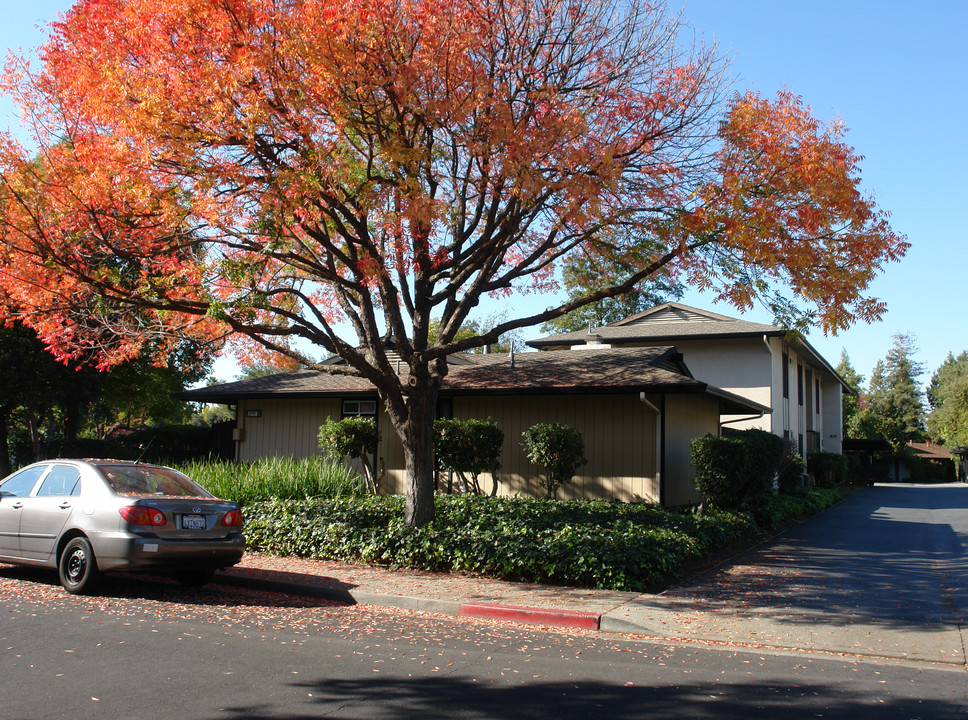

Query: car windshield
98,465,213,498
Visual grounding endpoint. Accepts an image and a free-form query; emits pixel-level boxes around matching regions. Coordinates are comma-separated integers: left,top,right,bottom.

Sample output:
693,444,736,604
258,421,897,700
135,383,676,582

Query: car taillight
120,506,167,526
221,509,243,527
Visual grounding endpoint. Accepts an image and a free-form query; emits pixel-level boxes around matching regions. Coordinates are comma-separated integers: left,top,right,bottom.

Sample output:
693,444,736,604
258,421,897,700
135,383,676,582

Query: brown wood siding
662,394,719,506
234,392,718,506
379,420,407,495
452,394,658,502
236,398,341,461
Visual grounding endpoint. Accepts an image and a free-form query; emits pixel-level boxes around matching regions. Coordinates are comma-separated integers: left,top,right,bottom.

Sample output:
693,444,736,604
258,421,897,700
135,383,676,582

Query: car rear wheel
176,568,216,588
59,537,100,594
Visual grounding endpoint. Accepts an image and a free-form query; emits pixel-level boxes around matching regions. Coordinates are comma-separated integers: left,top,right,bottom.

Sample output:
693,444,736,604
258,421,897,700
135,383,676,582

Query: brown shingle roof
527,302,785,349
907,441,952,461
527,302,851,393
443,346,697,394
178,346,768,415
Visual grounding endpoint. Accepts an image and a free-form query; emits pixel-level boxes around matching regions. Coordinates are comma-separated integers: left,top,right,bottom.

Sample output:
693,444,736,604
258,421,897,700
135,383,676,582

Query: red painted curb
459,602,602,630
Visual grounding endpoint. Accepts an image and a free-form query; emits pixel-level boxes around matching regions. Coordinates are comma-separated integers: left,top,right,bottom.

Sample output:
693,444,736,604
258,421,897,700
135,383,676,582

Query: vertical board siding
237,398,342,461
453,393,658,503
236,397,409,493
663,394,719,507
234,392,720,506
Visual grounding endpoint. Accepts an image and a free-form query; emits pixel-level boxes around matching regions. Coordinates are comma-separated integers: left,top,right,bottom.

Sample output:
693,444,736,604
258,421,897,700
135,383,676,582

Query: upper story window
782,353,790,399
797,364,804,406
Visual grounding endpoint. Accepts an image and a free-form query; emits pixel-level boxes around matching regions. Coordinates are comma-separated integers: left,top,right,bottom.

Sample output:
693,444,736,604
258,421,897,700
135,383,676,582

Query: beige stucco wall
616,336,844,456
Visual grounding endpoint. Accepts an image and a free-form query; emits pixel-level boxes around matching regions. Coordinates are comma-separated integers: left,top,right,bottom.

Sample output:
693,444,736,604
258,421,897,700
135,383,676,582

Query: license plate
181,514,206,530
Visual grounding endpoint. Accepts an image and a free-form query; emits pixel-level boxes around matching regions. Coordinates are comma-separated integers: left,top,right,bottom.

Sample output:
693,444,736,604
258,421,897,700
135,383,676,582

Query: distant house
529,302,851,459
180,345,768,507
898,440,956,483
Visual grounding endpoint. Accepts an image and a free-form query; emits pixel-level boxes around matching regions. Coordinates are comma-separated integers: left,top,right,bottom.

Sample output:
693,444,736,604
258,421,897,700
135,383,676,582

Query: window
815,378,821,408
101,465,211,498
797,364,804,407
782,353,790,399
0,465,46,498
437,398,453,420
35,466,81,497
342,399,377,418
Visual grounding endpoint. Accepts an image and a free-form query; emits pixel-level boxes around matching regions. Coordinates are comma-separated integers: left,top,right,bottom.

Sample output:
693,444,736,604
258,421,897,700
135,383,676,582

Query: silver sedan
0,459,245,594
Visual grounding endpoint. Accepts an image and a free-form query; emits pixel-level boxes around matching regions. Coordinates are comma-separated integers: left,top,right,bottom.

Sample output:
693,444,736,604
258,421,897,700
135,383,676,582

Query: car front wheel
59,537,100,594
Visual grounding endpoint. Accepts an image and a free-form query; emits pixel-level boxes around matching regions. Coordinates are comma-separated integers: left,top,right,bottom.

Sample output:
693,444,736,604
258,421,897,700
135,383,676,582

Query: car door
0,465,48,557
18,464,82,561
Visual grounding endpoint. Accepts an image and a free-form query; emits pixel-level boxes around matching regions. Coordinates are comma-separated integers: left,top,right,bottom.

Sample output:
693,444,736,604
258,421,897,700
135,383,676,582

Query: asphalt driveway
603,483,968,662
668,483,968,625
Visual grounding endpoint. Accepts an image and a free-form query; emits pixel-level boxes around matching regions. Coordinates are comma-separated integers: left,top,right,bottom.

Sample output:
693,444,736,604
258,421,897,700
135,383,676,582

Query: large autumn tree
0,0,906,524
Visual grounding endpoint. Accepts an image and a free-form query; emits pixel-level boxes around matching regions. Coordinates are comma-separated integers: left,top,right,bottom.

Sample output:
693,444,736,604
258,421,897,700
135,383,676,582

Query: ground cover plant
241,488,842,592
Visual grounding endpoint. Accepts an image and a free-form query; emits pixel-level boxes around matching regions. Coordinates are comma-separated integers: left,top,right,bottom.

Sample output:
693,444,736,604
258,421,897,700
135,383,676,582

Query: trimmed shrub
808,452,848,488
732,428,786,498
521,423,586,499
694,430,803,508
318,417,382,493
58,425,218,464
691,434,746,509
433,417,504,495
777,446,806,492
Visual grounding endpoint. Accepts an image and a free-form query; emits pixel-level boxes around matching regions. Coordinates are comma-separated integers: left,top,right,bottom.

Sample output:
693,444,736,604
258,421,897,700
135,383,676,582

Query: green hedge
808,452,848,488
692,430,801,508
242,490,842,592
58,425,220,464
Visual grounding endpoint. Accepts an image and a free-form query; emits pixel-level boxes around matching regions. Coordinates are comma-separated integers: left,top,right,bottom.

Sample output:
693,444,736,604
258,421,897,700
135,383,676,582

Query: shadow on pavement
663,484,968,628
214,674,963,720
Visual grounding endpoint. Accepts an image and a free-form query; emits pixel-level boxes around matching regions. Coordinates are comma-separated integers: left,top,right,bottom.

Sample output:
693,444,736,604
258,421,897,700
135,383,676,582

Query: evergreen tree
836,350,864,439
861,333,925,451
926,351,968,447
540,246,682,335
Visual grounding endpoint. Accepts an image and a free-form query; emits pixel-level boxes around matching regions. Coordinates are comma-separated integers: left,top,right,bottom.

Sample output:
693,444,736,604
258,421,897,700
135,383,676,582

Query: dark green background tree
926,351,968,447
836,350,865,439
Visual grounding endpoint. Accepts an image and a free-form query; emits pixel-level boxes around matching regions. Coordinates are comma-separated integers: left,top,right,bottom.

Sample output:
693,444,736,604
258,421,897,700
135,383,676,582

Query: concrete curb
459,602,602,630
215,572,604,631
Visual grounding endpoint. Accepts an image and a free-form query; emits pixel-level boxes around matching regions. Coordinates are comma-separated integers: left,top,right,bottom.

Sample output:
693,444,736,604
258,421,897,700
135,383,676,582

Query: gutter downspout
720,413,765,427
762,334,776,438
639,393,664,505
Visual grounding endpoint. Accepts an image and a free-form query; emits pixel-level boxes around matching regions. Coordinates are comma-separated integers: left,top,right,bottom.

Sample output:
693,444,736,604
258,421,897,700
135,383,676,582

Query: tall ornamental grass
181,456,364,505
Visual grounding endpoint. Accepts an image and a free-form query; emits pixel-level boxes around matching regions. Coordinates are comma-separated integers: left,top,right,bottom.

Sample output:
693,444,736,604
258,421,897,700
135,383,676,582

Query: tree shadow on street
215,673,964,720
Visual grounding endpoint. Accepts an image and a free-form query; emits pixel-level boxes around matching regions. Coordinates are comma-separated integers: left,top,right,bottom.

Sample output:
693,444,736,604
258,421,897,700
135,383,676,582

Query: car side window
0,466,47,498
35,466,82,498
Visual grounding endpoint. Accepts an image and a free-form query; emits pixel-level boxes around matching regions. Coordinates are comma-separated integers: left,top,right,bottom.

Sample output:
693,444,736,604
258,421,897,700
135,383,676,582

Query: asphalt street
1,579,964,720
3,483,968,718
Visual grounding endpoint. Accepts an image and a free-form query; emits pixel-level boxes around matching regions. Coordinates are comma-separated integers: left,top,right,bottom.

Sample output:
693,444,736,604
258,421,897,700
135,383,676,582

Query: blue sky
2,1,963,387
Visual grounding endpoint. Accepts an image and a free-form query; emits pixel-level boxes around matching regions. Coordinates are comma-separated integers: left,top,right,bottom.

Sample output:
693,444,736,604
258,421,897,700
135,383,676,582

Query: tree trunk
401,384,439,527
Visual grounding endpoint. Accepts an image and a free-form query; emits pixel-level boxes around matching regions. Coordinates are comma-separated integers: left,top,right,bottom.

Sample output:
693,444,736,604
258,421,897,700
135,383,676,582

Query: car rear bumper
91,532,246,572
